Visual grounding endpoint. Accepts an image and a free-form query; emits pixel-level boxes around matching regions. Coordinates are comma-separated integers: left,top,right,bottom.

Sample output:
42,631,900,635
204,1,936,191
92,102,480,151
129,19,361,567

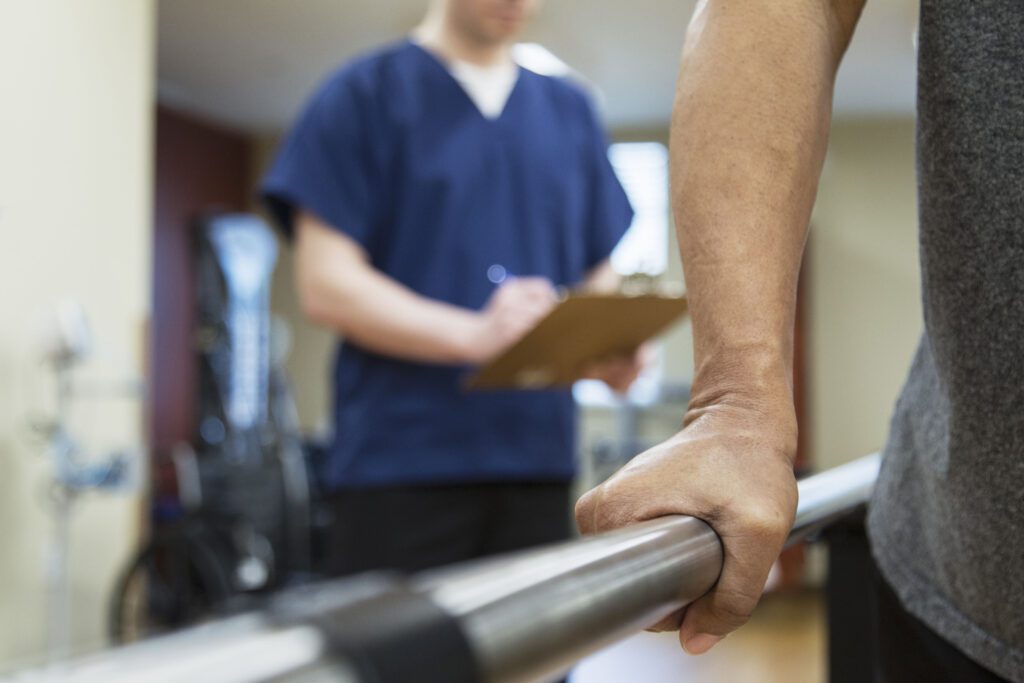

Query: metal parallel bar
8,614,360,683
11,454,881,683
419,452,881,682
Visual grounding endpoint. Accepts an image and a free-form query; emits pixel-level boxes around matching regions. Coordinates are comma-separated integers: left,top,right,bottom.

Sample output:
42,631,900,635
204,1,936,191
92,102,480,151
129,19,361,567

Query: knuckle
576,484,634,533
714,601,755,629
574,490,597,532
709,589,759,629
739,502,791,539
592,505,622,532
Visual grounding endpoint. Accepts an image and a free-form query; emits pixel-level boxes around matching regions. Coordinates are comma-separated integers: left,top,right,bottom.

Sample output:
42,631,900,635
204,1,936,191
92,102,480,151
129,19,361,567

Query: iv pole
32,302,139,661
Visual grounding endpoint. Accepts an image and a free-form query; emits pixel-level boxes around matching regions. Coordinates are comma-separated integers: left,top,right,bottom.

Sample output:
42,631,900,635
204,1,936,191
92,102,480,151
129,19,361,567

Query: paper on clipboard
465,293,688,390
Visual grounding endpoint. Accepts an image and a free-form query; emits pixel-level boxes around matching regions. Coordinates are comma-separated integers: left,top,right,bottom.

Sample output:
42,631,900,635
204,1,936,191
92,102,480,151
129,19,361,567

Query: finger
527,295,558,313
498,295,554,318
619,364,643,387
517,302,556,325
595,353,639,371
678,533,781,654
647,608,685,633
579,356,630,379
504,275,550,291
608,373,636,394
510,277,558,301
492,279,533,306
597,366,628,389
500,288,556,311
516,291,558,312
598,363,638,393
500,305,552,333
637,343,657,365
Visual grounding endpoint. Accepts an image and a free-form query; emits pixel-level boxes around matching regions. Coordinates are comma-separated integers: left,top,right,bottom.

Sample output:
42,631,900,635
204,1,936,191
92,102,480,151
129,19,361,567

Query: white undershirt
447,58,520,120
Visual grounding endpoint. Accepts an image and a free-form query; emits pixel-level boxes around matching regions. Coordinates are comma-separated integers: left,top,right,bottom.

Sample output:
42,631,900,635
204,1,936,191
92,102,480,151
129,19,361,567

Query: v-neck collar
406,39,525,124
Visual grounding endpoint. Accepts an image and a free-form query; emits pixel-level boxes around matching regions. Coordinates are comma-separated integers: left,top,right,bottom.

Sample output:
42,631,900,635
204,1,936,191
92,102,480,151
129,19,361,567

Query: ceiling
158,0,920,134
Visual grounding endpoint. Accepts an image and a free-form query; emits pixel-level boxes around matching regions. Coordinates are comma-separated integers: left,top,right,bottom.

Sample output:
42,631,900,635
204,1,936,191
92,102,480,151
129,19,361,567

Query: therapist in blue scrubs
262,0,637,576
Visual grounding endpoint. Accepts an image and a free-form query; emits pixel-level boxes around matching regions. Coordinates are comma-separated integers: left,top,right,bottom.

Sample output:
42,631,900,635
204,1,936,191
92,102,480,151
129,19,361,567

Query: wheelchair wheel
109,521,236,644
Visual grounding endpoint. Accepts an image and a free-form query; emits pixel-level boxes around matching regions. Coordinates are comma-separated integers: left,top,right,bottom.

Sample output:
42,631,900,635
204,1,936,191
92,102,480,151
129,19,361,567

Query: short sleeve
260,70,382,246
579,98,634,269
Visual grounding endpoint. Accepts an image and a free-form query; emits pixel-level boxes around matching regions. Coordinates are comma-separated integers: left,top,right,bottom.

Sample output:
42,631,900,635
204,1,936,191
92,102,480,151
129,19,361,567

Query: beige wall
0,0,155,667
808,119,922,469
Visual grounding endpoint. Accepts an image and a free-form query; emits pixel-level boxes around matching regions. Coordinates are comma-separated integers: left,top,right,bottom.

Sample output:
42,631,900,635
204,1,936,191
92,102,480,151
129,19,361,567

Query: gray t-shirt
866,1,1024,680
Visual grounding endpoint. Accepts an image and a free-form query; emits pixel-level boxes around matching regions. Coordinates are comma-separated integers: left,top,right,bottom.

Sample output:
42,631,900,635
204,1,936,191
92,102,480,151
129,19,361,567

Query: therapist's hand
575,392,798,654
581,344,654,394
467,277,558,363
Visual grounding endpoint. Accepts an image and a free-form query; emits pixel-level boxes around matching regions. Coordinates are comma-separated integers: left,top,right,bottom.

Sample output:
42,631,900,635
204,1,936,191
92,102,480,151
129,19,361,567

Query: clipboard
465,293,688,390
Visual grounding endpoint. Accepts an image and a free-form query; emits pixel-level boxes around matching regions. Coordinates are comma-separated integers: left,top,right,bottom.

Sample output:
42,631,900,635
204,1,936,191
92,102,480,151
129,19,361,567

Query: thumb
676,589,752,655
678,536,777,654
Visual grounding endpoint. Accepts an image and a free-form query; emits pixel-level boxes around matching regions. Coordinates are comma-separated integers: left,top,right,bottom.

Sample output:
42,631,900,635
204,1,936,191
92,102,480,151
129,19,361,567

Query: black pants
827,515,1009,683
873,566,1009,682
325,481,573,576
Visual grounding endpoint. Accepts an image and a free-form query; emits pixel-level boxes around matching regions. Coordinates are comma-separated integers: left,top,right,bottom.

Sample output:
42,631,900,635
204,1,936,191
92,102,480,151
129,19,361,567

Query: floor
571,590,825,683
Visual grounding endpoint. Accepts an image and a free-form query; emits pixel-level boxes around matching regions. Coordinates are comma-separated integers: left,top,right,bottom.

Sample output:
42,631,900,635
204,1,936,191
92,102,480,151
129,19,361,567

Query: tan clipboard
465,293,688,390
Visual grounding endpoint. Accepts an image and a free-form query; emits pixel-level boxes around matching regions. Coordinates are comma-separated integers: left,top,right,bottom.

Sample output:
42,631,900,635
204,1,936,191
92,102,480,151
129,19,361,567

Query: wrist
691,344,793,403
447,312,489,364
684,351,797,461
682,398,799,467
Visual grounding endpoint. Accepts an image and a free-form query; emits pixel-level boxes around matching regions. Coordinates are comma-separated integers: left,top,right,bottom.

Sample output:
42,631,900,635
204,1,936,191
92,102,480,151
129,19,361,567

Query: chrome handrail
12,453,881,683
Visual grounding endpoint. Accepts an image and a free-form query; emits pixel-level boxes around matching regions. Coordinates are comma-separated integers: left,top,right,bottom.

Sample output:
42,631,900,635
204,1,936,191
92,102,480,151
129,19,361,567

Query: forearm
305,263,480,364
295,214,480,364
672,0,863,411
574,3,865,644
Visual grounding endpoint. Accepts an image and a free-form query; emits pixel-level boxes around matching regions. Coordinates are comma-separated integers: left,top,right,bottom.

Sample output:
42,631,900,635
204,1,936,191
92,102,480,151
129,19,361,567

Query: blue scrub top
262,41,633,489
